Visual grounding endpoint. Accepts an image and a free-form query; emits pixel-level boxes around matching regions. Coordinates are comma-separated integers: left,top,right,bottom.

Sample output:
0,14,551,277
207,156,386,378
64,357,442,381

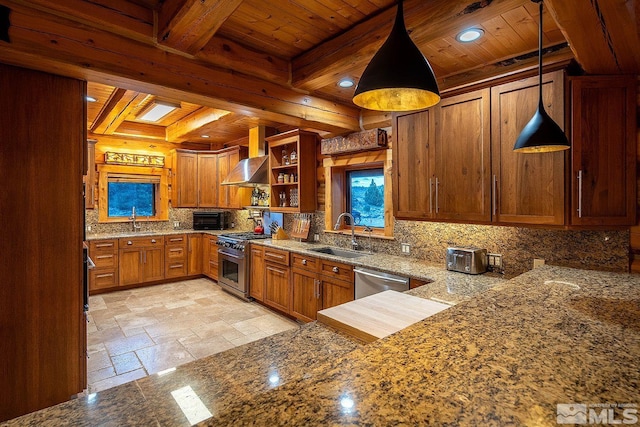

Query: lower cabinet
118,236,165,286
263,247,291,313
165,234,188,279
88,239,119,292
249,245,265,301
291,267,319,322
202,234,219,281
187,233,202,275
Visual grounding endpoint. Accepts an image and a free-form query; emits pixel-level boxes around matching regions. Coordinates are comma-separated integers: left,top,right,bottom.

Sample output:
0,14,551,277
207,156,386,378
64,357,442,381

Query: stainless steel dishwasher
354,267,409,299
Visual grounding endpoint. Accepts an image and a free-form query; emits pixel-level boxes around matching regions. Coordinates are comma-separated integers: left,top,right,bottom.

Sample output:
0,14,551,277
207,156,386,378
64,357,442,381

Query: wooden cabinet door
392,110,434,220
173,151,198,207
187,234,202,275
142,247,164,282
321,277,354,310
119,248,142,285
264,262,290,313
249,246,265,301
227,148,241,208
571,77,636,226
208,236,219,281
491,71,566,225
291,268,320,322
433,89,491,222
217,151,231,208
197,154,218,207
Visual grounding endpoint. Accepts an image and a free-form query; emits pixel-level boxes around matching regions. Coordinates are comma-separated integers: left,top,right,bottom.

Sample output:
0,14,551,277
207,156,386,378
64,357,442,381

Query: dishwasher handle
354,268,408,284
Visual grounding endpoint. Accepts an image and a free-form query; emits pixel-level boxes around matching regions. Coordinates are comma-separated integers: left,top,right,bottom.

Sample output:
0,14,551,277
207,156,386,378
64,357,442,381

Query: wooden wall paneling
0,63,85,421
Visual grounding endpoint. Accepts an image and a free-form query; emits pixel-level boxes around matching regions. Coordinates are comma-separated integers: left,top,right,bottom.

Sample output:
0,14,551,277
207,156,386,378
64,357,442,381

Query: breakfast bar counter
4,265,639,426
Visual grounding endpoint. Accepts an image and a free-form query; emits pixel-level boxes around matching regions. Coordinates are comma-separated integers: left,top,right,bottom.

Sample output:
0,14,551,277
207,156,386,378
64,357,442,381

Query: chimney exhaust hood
221,155,269,186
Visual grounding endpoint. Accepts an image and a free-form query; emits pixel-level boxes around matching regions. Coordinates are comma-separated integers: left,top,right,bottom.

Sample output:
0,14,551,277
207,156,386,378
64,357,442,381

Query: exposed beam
545,0,640,74
197,36,290,85
10,0,153,42
112,121,166,140
158,0,243,55
88,132,210,159
0,1,360,134
292,0,529,91
90,88,126,132
165,107,232,142
93,91,147,135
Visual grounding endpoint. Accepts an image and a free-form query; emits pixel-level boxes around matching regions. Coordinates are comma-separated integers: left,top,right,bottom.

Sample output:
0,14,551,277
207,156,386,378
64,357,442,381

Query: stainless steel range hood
221,155,269,186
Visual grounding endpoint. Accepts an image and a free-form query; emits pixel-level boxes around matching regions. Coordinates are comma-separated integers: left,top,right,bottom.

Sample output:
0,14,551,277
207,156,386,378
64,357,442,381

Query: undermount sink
308,247,367,259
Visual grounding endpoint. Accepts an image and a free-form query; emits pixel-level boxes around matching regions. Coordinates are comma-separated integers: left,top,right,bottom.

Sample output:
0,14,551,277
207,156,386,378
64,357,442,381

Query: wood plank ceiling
4,0,637,149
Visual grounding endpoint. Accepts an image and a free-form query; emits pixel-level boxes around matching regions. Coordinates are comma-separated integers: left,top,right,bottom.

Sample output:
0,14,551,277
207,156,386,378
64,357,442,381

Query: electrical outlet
487,253,503,272
533,258,545,268
231,222,235,228
401,243,411,254
86,225,92,232
173,221,180,229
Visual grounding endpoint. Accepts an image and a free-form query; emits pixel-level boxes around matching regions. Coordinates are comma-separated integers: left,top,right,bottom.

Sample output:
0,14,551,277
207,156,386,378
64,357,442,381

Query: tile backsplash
86,207,629,278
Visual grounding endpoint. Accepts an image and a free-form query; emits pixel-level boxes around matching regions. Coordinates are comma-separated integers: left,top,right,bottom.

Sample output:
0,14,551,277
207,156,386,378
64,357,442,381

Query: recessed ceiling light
138,100,180,122
338,78,355,88
86,96,97,102
456,28,484,43
201,135,210,138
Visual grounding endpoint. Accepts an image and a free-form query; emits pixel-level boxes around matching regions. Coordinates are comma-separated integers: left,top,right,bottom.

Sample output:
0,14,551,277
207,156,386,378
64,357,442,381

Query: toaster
446,247,488,274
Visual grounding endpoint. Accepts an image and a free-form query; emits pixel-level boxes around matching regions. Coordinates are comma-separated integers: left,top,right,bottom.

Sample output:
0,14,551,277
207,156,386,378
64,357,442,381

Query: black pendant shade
513,0,569,153
353,0,440,111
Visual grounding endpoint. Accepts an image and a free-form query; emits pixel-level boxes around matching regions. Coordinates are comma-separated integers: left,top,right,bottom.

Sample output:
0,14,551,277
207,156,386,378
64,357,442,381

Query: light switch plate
401,243,410,254
488,253,503,272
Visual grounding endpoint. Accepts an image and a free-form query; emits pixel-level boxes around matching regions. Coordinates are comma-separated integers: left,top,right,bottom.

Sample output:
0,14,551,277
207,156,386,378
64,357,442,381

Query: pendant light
513,0,569,153
352,0,440,111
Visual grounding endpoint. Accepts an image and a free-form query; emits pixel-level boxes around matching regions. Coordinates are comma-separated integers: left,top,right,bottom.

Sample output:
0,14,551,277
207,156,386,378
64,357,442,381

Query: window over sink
346,168,385,228
97,164,169,223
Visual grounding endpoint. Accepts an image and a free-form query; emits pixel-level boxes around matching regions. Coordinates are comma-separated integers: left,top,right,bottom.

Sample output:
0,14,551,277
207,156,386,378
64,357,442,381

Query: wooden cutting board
317,290,451,343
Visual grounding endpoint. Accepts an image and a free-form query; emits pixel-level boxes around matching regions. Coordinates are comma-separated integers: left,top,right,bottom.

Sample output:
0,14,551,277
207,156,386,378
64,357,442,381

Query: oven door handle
218,250,244,259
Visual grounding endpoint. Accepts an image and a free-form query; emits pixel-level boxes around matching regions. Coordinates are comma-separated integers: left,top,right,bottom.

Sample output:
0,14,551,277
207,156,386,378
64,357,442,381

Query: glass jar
290,148,297,164
282,147,289,165
283,174,290,183
277,173,284,183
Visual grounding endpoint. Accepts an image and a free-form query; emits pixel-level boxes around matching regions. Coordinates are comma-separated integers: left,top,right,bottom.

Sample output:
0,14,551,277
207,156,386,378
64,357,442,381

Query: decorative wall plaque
321,128,388,155
104,152,165,167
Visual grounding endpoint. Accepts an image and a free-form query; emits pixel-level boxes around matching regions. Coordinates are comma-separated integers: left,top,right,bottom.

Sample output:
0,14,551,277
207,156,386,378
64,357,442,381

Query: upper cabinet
434,89,491,222
392,70,636,229
393,88,491,223
172,150,199,207
393,110,434,220
491,70,567,226
171,146,248,209
267,130,318,213
570,76,637,226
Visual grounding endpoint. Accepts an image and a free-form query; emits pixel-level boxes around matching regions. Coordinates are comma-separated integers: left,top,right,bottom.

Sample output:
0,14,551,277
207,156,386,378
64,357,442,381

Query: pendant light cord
538,0,544,108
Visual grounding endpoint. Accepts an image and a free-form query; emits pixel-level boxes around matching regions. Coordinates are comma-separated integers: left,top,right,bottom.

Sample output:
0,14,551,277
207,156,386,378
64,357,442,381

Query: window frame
345,166,385,229
97,164,169,223
323,149,394,238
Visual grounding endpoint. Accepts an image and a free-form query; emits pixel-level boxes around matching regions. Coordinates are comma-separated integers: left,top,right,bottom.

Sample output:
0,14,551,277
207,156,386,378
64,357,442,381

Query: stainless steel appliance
217,232,269,300
193,211,230,230
446,247,488,274
354,267,409,299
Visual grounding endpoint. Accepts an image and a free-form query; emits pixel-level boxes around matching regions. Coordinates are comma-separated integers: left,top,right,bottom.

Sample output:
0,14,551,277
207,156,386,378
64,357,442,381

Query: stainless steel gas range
216,232,269,300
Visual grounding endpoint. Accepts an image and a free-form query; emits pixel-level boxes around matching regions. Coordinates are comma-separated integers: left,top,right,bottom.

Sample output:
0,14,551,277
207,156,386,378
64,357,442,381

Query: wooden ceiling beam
157,0,244,55
197,36,290,85
90,88,126,133
93,91,147,135
0,1,360,134
112,121,166,140
292,0,529,91
545,0,640,74
165,107,233,142
11,0,153,42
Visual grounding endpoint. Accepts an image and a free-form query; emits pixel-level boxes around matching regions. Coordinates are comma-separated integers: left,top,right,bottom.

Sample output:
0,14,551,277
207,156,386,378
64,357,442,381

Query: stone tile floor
86,278,299,393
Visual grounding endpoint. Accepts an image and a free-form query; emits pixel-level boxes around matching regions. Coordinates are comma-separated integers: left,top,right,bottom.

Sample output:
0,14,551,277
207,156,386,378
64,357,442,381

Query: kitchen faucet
129,206,141,232
334,212,358,250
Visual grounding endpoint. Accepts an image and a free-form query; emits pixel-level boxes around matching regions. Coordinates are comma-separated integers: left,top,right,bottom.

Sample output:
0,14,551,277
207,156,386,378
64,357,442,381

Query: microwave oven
193,211,230,230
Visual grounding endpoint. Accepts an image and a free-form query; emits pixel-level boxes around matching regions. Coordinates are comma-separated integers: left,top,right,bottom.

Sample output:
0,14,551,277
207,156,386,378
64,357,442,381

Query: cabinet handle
267,253,284,259
577,170,583,218
429,178,433,214
95,243,113,248
95,273,113,279
127,241,133,245
492,174,497,217
139,251,143,264
302,259,307,265
169,238,183,242
315,279,320,298
151,239,156,244
95,255,112,259
169,264,184,269
332,266,339,273
169,248,182,253
435,177,439,214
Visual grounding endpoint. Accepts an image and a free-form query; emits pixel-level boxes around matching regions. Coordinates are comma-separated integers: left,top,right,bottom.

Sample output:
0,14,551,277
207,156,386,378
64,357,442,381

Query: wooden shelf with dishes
267,129,318,213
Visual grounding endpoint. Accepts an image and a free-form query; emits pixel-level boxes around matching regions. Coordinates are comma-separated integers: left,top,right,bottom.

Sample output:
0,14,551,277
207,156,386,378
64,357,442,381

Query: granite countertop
85,229,228,240
254,239,505,305
5,265,639,426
